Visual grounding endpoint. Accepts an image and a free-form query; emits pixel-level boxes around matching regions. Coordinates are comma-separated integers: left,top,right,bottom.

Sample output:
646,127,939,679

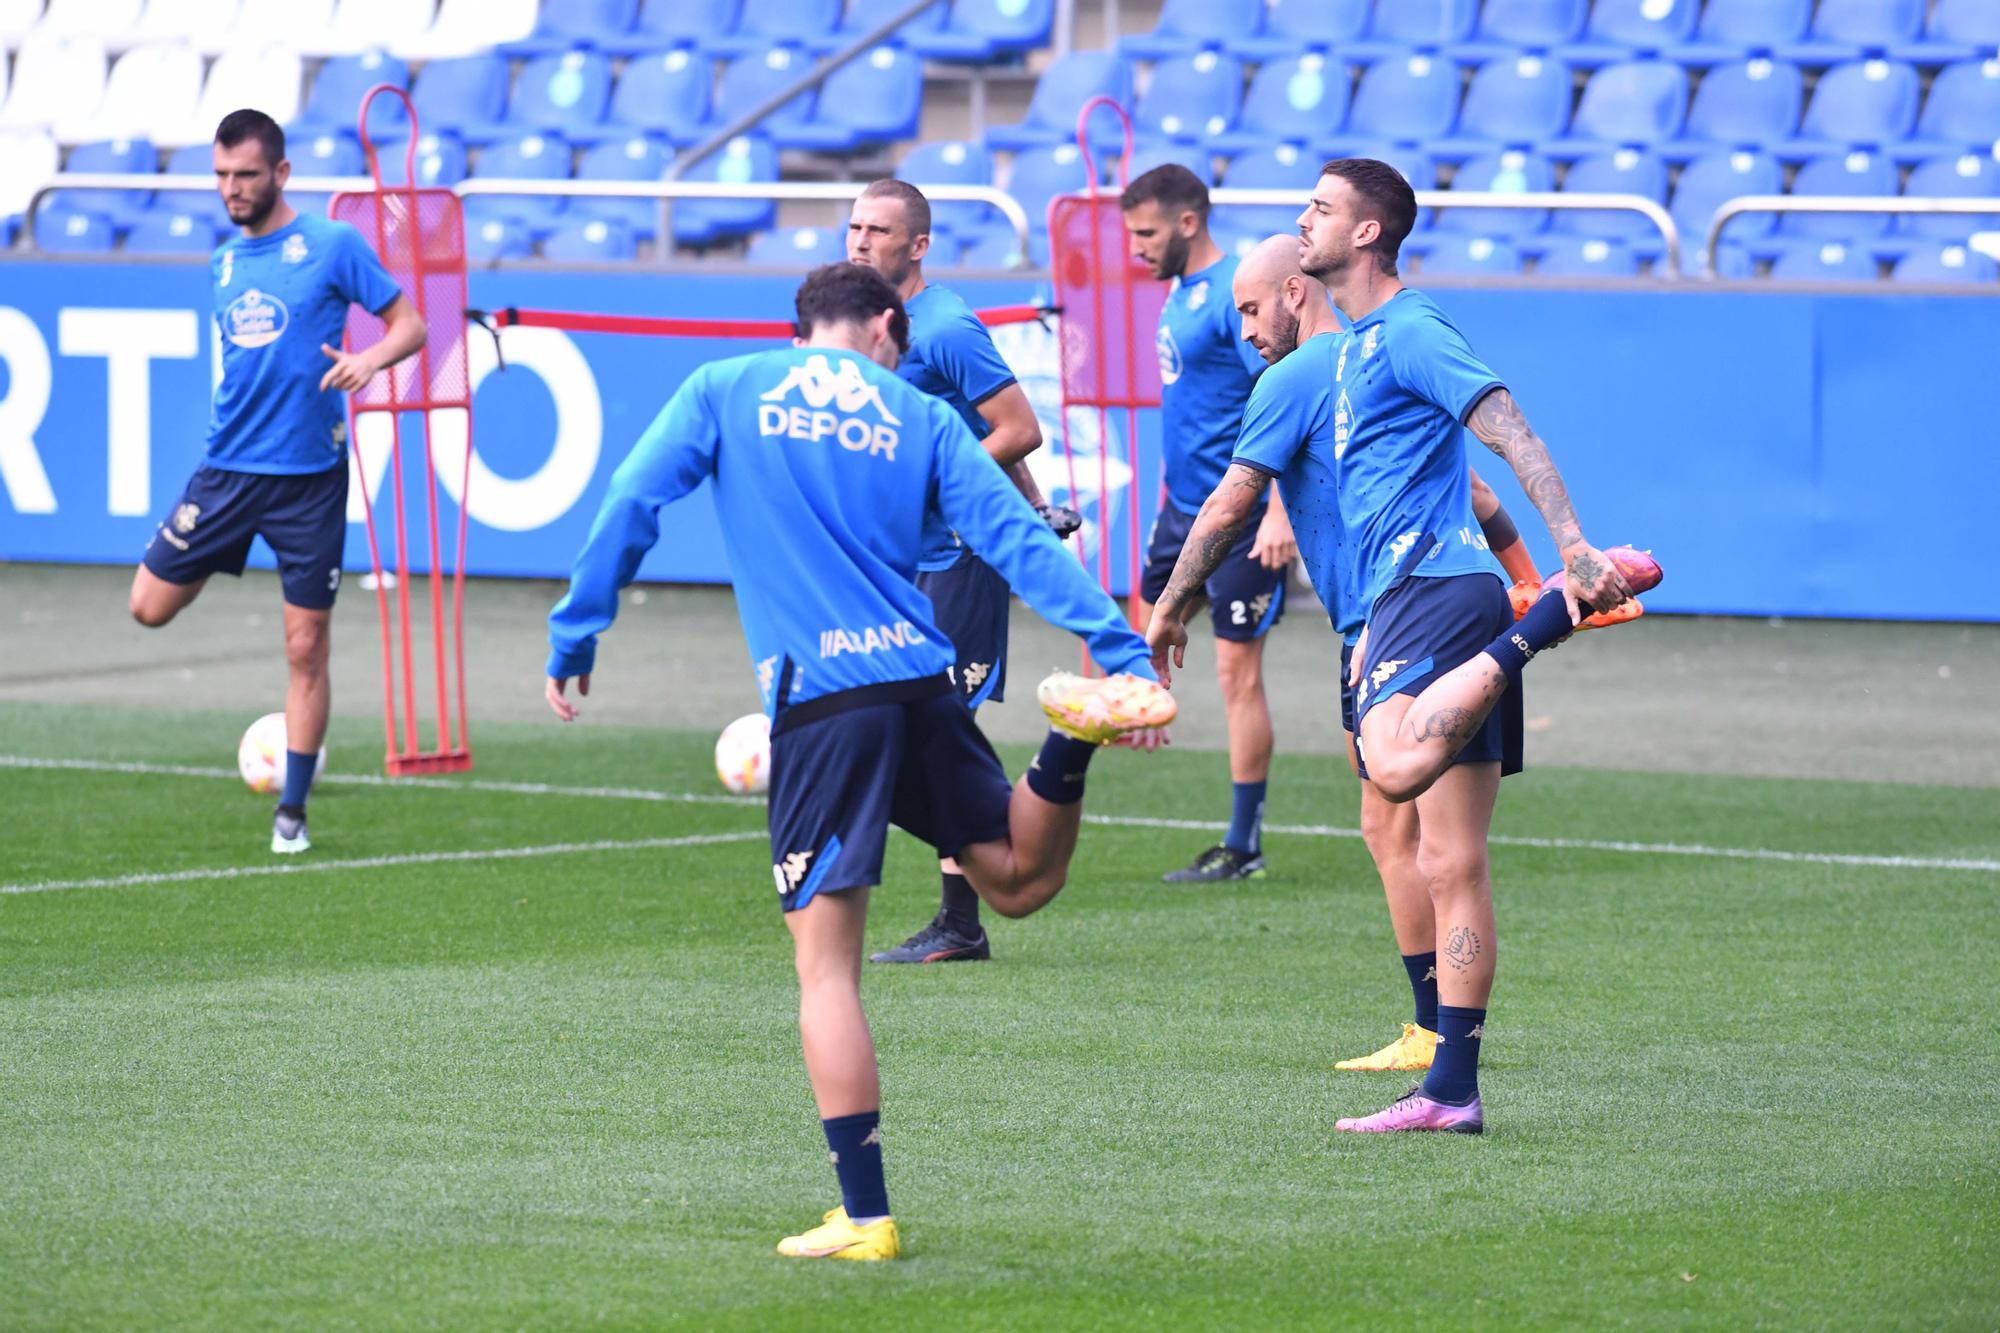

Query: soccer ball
714,712,771,794
237,712,326,795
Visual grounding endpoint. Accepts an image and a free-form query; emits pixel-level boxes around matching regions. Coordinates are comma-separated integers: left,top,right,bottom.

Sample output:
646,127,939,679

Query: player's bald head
1233,234,1317,365
1236,234,1308,292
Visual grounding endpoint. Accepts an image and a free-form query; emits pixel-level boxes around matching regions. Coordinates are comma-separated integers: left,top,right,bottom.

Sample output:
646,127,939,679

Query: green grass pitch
2,699,1996,1330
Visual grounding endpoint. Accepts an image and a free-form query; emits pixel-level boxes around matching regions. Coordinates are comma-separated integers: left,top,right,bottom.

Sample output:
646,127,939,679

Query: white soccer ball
237,712,326,795
714,712,771,794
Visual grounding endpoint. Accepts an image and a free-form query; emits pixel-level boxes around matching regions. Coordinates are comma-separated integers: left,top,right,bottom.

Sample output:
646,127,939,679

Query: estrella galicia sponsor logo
758,353,900,458
1156,322,1182,385
819,620,926,658
224,288,288,348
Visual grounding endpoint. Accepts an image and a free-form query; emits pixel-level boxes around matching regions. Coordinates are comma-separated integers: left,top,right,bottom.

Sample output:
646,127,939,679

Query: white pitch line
0,831,766,897
5,755,1997,877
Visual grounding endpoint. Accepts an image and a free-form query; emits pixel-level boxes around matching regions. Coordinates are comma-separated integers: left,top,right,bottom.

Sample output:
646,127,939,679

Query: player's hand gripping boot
1542,545,1661,630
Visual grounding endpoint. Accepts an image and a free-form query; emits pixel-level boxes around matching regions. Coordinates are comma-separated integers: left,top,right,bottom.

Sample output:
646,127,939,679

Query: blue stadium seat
1559,0,1699,66
1229,0,1368,62
745,224,847,264
541,216,638,261
1892,241,1999,283
590,47,711,145
1126,140,1216,186
1210,54,1350,155
898,139,998,235
35,207,119,252
377,131,471,188
955,223,1028,267
1779,149,1898,238
1419,233,1524,274
410,54,510,144
1552,58,1688,156
1004,142,1091,257
124,209,220,255
1439,148,1553,235
1132,51,1244,145
1896,0,2000,66
1122,0,1263,60
1784,58,1920,160
1671,147,1782,248
907,0,1055,62
504,0,639,55
1347,54,1462,145
1450,0,1589,62
1899,151,2000,242
1349,0,1478,60
285,131,366,218
465,217,533,263
1907,58,2000,160
51,138,156,229
708,47,819,146
1665,56,1802,160
1534,232,1638,274
1434,53,1574,160
1553,146,1668,244
671,134,778,247
570,134,673,239
784,44,921,152
162,144,232,228
1216,143,1318,239
1780,0,1924,66
1707,239,1755,277
501,51,615,142
809,0,947,53
706,0,840,55
602,0,739,55
985,51,1135,152
1671,0,1810,66
1767,236,1876,279
293,51,409,140
461,132,571,236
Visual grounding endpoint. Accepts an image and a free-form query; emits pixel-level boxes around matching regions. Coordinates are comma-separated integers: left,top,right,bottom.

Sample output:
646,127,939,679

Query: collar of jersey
227,217,307,251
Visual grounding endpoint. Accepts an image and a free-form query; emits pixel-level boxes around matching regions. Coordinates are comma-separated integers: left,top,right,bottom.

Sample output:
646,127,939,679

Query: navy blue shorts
143,464,348,611
1139,500,1285,641
766,678,1015,913
1354,570,1523,777
915,551,1009,708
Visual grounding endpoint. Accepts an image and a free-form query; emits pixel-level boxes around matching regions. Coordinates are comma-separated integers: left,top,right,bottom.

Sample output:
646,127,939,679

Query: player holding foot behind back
1122,165,1300,885
544,264,1173,1258
128,109,427,856
845,179,1083,966
1146,162,1660,1134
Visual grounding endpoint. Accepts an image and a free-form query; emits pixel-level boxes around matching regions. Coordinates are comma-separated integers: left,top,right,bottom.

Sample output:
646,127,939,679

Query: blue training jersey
1156,253,1266,513
1333,289,1506,614
900,284,1020,571
547,346,1153,711
206,213,402,475
1230,331,1360,642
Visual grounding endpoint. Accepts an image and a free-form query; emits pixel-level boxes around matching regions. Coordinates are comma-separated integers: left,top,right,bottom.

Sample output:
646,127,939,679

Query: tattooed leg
1413,762,1499,1009
1357,653,1513,803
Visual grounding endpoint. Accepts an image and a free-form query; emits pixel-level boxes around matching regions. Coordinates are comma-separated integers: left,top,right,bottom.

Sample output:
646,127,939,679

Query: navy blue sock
1422,1004,1487,1106
1025,730,1096,805
279,749,316,811
1224,780,1266,854
1483,588,1575,685
1401,951,1439,1032
938,871,981,935
821,1110,889,1220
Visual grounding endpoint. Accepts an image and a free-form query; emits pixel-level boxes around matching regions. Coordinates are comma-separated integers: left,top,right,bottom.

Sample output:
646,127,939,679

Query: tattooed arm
1464,388,1632,618
1143,463,1272,685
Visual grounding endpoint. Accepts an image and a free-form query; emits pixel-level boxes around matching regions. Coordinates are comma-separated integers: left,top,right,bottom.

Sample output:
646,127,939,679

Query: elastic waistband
771,673,953,736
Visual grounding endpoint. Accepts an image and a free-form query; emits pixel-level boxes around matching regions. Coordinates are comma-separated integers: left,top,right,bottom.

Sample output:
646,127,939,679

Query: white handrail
1703,195,2000,278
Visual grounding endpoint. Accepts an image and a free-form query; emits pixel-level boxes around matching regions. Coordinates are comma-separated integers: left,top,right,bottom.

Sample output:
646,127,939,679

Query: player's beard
1155,229,1191,281
228,181,280,231
1263,304,1301,360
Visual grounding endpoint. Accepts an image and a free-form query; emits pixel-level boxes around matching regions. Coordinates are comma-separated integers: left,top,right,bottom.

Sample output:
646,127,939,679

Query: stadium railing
1701,196,2000,279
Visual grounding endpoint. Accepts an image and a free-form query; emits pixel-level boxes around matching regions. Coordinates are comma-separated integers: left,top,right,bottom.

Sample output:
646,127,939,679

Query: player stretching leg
1122,166,1297,884
128,110,425,855
846,180,1082,965
544,265,1172,1259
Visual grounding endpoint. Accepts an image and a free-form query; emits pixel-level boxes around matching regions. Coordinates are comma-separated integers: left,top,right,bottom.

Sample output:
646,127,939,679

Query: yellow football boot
1334,1022,1439,1072
776,1206,902,1261
1037,670,1177,745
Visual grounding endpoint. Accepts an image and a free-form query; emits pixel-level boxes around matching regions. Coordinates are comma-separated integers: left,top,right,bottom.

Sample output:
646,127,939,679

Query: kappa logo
1369,658,1409,688
1335,335,1350,382
862,1126,882,1147
774,849,814,894
223,288,288,349
1155,323,1183,385
758,354,901,459
1386,529,1422,565
171,502,200,534
281,233,309,264
1333,389,1353,458
1468,1023,1485,1040
1423,965,1437,983
1186,280,1208,311
760,354,900,422
962,660,991,693
1361,325,1379,359
218,249,233,287
755,655,779,698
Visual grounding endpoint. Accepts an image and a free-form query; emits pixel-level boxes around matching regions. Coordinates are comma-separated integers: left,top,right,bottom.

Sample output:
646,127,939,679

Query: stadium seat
1671,0,1810,66
1,32,107,139
809,0,945,53
1899,151,2000,242
395,0,537,60
1552,58,1688,156
464,215,532,262
1226,0,1365,61
124,207,220,253
375,129,468,187
125,0,244,54
32,0,141,44
542,215,638,261
302,0,439,58
670,133,777,247
160,141,231,226
499,50,615,142
906,0,1054,63
282,130,366,218
786,43,921,152
1125,140,1216,186
1419,233,1524,274
1896,0,2000,66
1706,238,1755,276
59,41,200,145
1670,147,1781,248
33,204,118,250
503,0,638,55
569,134,671,239
953,222,1027,267
181,43,303,148
1559,0,1699,66
588,47,711,146
293,50,411,140
898,139,996,234
1210,54,1350,155
1665,57,1802,160
410,53,510,143
231,0,333,49
708,46,820,145
1784,58,1920,160
1347,54,1462,144
1781,0,1924,66
0,129,60,237
1534,233,1639,275
985,51,1134,152
705,0,840,56
1434,53,1574,160
1003,141,1090,249
1908,58,2000,159
1767,236,1876,280
603,0,738,56
745,223,846,264
1553,146,1668,244
1438,148,1553,235
1779,149,1898,238
1132,51,1244,145
1216,142,1317,239
461,131,571,236
47,136,155,228
1121,0,1263,61
1892,241,1999,283
1352,0,1479,60
1450,0,1589,62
